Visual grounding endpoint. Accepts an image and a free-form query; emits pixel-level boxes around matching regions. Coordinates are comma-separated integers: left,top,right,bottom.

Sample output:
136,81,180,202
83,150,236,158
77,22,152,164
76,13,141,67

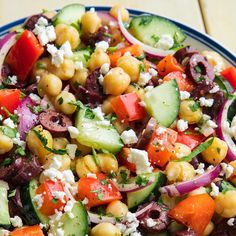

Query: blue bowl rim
0,6,235,66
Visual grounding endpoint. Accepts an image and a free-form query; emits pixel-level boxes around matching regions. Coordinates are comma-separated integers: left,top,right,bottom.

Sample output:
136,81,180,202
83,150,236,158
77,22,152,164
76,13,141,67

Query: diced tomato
169,194,215,236
109,44,143,67
11,225,44,236
0,89,21,117
36,179,68,216
163,71,195,92
177,129,205,150
118,148,136,172
146,126,177,167
6,30,44,82
77,173,122,209
221,67,236,90
111,92,146,122
157,54,184,76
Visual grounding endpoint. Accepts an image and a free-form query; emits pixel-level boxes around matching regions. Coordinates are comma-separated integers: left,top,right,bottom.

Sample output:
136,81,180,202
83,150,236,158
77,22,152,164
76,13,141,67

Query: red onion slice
117,10,174,59
160,165,221,197
216,95,236,162
17,96,39,140
97,12,118,27
0,32,16,81
113,177,155,193
135,201,155,217
88,211,117,224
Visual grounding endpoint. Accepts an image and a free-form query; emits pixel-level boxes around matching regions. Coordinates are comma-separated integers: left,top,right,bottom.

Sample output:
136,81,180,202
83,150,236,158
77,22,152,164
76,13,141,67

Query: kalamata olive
1,63,12,79
190,156,200,169
211,217,236,236
185,54,214,84
135,118,157,149
39,110,72,133
24,14,44,31
175,229,197,236
22,83,38,95
191,81,214,99
174,46,199,66
137,202,170,233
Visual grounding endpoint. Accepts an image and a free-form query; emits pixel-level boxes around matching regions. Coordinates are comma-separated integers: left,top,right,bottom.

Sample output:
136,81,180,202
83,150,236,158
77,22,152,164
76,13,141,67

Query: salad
0,3,236,236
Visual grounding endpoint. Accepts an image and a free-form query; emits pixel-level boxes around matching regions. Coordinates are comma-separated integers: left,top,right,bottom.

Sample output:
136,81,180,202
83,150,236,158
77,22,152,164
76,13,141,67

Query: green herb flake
91,189,104,200
119,169,128,184
85,108,95,119
75,149,82,157
0,157,12,167
135,175,149,186
138,16,153,26
139,63,145,73
221,181,236,194
177,137,214,162
58,97,64,105
108,172,117,179
151,34,160,43
15,145,26,156
8,189,16,198
15,28,24,39
27,104,43,114
100,179,109,185
36,61,46,70
216,147,221,154
107,46,118,53
33,130,67,155
69,100,85,110
92,148,101,167
52,198,59,204
189,101,200,112
20,92,26,99
194,65,202,73
103,32,113,38
84,54,90,62
0,84,6,90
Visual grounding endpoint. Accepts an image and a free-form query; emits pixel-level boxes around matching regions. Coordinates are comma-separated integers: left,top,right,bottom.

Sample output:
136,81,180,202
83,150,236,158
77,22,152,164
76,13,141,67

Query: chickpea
203,221,214,236
179,100,202,124
83,154,101,173
81,11,102,35
202,50,226,72
55,91,77,115
55,24,80,49
0,131,13,154
125,84,145,99
37,73,62,97
215,190,236,217
101,96,116,114
88,48,110,72
49,59,75,80
53,137,69,150
70,68,88,91
106,200,128,217
26,125,53,164
188,187,207,196
71,139,92,156
103,67,131,95
171,143,191,160
229,160,236,186
166,161,195,183
43,154,71,171
110,5,129,22
76,157,95,178
201,137,228,165
31,57,51,78
117,55,141,82
97,153,118,174
91,222,121,236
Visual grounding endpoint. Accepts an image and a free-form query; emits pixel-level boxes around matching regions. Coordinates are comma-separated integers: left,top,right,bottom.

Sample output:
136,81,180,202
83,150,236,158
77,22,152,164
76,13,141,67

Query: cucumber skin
129,15,186,47
127,172,166,209
144,79,180,127
20,179,49,225
0,186,10,229
53,3,85,26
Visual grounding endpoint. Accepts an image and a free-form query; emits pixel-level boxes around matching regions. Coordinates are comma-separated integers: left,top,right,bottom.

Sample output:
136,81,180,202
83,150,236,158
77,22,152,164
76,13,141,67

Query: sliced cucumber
75,108,123,154
144,79,180,127
72,49,92,68
127,172,166,209
129,15,186,47
53,4,85,26
50,201,89,236
0,181,10,228
20,179,49,225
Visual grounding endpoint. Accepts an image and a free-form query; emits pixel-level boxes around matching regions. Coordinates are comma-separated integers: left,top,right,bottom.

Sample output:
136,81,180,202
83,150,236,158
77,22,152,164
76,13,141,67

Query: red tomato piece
111,92,146,122
36,179,68,216
11,225,44,236
221,67,236,90
177,129,205,150
169,194,215,236
163,71,195,92
6,30,44,82
0,89,20,117
77,173,122,209
146,126,177,167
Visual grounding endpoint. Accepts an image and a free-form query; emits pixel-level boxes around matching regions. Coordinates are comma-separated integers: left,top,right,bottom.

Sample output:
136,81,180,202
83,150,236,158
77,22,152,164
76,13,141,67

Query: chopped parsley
52,198,59,204
91,189,104,200
85,108,95,119
84,54,90,62
135,175,149,186
107,46,118,53
36,61,46,70
27,104,43,114
92,148,101,167
58,97,64,105
194,65,202,73
15,145,26,156
100,179,109,185
189,101,200,112
139,63,145,73
1,107,18,123
0,157,13,167
108,172,117,179
216,147,221,154
119,169,129,184
8,189,16,198
221,181,236,194
103,32,113,38
151,34,160,43
138,16,153,26
69,100,85,110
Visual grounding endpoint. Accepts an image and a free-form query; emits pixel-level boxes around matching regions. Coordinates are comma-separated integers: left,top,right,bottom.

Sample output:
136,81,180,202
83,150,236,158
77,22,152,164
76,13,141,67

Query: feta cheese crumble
148,68,158,77
155,34,174,50
93,106,105,120
128,148,153,175
32,194,44,209
87,173,97,179
138,72,152,86
95,41,109,52
3,117,15,128
146,218,157,227
68,126,79,139
177,119,188,132
53,191,66,200
227,218,235,226
209,85,220,93
66,144,77,160
29,93,41,104
180,91,190,100
82,197,89,205
100,63,110,74
199,97,214,107
10,216,23,228
210,182,219,197
120,129,138,145
221,163,234,178
75,61,84,70
49,155,62,169
195,163,205,175
7,75,18,85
